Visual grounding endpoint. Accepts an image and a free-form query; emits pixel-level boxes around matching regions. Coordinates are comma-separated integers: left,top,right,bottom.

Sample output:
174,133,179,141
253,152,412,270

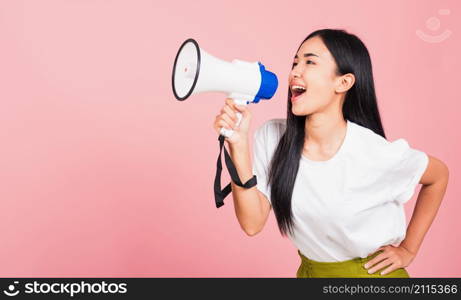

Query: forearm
228,141,263,234
400,178,448,254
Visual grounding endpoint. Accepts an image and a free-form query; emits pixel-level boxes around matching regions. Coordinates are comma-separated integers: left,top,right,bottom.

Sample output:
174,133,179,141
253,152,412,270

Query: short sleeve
252,123,272,205
388,139,429,205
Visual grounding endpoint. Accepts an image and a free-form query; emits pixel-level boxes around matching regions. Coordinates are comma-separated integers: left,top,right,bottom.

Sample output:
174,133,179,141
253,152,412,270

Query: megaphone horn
172,38,278,138
172,38,201,101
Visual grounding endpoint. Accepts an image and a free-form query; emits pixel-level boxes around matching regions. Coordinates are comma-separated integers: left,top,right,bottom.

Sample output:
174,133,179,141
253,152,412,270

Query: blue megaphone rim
172,38,201,101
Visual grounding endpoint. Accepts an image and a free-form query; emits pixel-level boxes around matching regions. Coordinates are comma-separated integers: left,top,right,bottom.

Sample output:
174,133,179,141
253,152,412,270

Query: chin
291,105,315,116
292,109,309,117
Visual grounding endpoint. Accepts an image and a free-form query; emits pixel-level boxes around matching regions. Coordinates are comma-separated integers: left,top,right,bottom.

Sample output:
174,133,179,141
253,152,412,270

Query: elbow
440,161,450,183
444,162,449,181
244,226,262,237
423,157,450,186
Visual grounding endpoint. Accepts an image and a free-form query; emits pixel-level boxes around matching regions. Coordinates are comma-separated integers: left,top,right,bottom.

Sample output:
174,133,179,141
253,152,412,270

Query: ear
335,73,355,93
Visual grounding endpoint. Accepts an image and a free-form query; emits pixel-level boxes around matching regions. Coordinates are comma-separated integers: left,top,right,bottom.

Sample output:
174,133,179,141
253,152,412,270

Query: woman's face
288,36,343,116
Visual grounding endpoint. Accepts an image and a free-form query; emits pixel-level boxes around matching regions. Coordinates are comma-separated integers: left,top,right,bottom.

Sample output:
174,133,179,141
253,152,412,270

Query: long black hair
268,29,386,237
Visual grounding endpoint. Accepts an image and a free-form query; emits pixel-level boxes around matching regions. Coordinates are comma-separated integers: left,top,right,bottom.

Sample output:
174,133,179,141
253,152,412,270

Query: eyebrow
294,53,319,59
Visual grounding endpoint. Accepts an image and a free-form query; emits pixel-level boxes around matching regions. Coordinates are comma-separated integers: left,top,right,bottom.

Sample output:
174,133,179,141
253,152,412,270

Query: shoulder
348,120,423,163
254,118,286,142
253,118,286,159
349,121,388,147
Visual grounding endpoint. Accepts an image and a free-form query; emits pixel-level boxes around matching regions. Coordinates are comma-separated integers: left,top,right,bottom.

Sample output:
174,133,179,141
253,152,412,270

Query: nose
290,64,302,79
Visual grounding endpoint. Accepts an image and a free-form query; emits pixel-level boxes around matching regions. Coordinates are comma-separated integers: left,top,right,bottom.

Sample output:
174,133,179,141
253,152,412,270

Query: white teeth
292,85,306,92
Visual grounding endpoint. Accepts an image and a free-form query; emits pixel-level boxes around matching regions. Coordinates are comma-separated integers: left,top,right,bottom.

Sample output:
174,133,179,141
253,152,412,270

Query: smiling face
289,36,347,116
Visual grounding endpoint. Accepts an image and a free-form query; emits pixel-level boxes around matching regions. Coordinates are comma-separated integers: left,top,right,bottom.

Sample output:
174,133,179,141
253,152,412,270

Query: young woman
213,29,449,278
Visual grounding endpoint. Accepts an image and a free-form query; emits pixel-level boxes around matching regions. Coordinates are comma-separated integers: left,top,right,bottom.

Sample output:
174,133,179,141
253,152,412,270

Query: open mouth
291,86,306,100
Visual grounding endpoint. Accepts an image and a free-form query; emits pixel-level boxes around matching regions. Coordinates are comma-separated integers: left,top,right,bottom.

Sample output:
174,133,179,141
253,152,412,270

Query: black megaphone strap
214,135,257,208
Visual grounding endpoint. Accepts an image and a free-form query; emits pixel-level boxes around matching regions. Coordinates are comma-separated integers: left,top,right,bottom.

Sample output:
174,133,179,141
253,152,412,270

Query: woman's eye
291,60,314,68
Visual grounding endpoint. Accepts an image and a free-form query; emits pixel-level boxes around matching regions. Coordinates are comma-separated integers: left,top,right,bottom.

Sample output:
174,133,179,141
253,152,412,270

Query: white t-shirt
252,118,429,262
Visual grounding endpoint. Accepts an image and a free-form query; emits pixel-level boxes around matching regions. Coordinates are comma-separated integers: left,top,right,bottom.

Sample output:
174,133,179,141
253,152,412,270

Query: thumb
235,104,248,115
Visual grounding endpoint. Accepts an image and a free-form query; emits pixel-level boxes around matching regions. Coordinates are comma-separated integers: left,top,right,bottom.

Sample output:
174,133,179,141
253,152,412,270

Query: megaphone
171,38,278,138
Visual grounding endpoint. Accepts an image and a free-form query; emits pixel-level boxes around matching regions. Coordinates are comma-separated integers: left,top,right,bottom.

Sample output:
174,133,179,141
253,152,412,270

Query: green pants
296,250,410,278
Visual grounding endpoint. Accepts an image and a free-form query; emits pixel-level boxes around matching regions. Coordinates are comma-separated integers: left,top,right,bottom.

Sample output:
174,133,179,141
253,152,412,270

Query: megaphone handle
219,99,247,138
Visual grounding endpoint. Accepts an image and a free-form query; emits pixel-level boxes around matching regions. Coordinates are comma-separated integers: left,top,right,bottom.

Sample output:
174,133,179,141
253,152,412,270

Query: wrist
229,138,249,152
400,241,418,256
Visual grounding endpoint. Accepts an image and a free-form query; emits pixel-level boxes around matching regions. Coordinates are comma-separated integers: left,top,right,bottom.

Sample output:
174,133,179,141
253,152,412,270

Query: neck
304,113,347,149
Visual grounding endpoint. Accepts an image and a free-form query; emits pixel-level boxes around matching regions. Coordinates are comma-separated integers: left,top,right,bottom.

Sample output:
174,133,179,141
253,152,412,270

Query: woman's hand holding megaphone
213,98,252,146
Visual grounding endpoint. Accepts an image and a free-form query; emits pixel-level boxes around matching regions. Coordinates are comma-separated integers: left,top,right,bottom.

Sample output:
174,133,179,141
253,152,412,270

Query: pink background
0,0,459,277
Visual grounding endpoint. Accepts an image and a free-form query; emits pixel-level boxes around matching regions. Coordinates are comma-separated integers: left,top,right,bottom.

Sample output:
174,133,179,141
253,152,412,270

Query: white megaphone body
172,38,278,138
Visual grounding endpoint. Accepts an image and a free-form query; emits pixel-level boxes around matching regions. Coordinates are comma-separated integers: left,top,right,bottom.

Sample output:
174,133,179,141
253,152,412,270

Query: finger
220,113,237,129
368,248,386,257
213,114,224,130
222,105,237,121
234,104,246,112
380,263,400,276
217,119,233,130
225,98,235,108
363,252,387,269
367,246,386,258
377,246,387,252
367,258,393,275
